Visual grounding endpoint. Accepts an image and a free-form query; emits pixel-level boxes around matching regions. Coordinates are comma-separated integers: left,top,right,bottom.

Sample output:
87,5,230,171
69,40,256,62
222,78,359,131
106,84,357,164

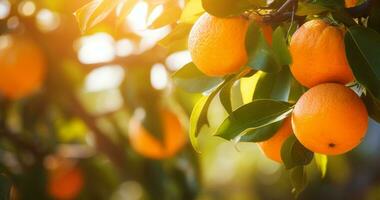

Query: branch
346,0,374,18
253,0,299,23
67,93,132,178
252,0,373,24
0,127,46,159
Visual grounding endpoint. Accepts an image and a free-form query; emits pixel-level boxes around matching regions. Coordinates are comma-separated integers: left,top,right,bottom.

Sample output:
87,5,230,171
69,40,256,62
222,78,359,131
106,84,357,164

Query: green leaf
251,68,293,102
314,154,328,178
246,23,282,73
288,76,306,104
159,23,191,53
219,78,236,114
290,166,308,198
281,135,314,169
362,89,380,123
201,0,264,17
74,0,121,33
172,63,223,93
240,72,261,104
215,100,293,140
272,27,292,66
345,26,380,100
239,120,282,142
189,96,208,152
296,2,331,16
179,0,204,24
148,3,182,29
189,78,232,152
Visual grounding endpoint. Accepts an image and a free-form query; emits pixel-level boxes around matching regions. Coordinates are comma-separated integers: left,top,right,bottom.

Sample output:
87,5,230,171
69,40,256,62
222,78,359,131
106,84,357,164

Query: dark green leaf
252,68,293,102
240,120,282,142
281,135,314,169
345,26,380,100
272,27,292,65
288,75,306,104
172,63,223,93
202,0,265,17
362,89,380,123
215,100,293,140
290,166,308,198
246,23,282,73
296,2,331,16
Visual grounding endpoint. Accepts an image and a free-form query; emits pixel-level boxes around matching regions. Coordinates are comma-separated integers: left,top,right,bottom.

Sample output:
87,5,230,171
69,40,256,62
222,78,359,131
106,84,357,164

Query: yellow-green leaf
179,0,204,24
314,153,328,178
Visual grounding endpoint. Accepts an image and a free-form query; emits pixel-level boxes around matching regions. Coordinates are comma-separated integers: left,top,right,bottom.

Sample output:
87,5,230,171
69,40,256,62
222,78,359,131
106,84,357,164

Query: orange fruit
188,13,249,76
261,24,273,46
259,117,293,163
249,13,273,45
128,108,187,159
292,83,368,155
0,35,46,99
48,166,84,200
289,20,354,88
345,0,357,7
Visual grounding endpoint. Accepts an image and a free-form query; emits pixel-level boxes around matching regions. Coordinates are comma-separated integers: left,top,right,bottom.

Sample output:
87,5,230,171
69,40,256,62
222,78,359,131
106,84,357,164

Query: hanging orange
48,166,84,200
188,13,249,76
289,20,354,88
128,108,187,159
0,35,46,99
258,117,293,163
292,83,368,155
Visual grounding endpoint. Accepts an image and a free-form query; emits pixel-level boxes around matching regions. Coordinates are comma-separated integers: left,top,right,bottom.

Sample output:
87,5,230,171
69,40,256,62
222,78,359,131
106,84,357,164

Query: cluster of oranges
188,9,368,163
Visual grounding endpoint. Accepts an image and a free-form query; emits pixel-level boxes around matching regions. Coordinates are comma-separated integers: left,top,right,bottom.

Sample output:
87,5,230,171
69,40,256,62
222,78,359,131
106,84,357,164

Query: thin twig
0,127,45,159
67,93,131,178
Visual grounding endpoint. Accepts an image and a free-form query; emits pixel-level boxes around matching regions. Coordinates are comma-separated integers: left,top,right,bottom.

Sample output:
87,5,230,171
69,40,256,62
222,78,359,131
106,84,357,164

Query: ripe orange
259,117,293,163
345,0,357,7
188,13,249,76
289,20,354,88
292,83,368,155
48,166,84,200
261,24,273,45
249,13,273,45
0,35,46,99
128,108,187,159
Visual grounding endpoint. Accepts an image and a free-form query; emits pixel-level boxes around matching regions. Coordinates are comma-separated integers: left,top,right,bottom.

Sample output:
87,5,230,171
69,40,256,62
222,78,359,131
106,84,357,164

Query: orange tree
0,0,201,199
72,0,380,196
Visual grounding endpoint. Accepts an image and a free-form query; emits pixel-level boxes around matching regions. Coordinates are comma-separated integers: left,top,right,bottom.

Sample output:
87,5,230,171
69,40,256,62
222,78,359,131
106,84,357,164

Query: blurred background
0,0,379,199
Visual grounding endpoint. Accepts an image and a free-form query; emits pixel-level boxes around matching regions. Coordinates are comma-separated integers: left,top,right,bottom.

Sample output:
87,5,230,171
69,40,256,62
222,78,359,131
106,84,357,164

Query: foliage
0,0,380,198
